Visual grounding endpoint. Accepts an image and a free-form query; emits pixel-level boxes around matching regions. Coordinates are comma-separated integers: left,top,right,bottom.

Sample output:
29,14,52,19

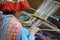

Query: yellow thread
32,14,47,21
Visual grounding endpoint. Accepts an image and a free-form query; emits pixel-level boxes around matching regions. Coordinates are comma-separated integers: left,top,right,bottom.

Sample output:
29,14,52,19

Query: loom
22,0,60,32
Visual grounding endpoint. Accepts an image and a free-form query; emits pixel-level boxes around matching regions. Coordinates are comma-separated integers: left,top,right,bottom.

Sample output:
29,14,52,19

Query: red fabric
2,0,30,12
14,2,21,11
2,2,15,12
20,0,30,10
14,0,30,11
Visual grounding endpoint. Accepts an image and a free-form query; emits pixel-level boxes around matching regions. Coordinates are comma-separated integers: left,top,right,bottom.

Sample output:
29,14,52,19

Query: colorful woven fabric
2,14,35,40
11,16,21,40
35,32,50,40
6,16,22,40
6,16,14,40
2,15,12,40
35,31,59,40
18,27,35,40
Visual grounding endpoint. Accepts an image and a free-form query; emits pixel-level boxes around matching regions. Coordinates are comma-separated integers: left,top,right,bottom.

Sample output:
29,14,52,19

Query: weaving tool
22,0,60,32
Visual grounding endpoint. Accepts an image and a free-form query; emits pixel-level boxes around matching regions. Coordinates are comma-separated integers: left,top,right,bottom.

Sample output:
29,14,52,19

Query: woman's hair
3,10,14,15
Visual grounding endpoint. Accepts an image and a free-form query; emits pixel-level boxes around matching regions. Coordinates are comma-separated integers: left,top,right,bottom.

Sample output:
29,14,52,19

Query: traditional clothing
2,15,35,40
1,0,34,40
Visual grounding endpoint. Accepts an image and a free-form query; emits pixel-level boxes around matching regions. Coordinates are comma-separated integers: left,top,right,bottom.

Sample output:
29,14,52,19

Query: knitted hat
2,0,30,12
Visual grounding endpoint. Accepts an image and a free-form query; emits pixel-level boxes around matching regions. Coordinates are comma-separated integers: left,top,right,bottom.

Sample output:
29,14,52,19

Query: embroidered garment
2,15,35,40
6,15,21,40
2,15,12,40
35,31,58,40
19,27,35,40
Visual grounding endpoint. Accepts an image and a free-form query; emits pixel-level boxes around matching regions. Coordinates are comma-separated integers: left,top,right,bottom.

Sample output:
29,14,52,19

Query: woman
2,12,34,40
0,0,39,40
3,11,39,40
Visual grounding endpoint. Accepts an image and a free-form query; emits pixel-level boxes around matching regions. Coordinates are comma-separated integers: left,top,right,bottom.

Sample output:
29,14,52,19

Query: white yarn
6,0,13,2
18,0,24,2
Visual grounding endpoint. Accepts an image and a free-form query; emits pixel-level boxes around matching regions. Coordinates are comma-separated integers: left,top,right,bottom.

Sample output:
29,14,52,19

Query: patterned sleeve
6,15,35,40
18,27,35,40
6,15,22,40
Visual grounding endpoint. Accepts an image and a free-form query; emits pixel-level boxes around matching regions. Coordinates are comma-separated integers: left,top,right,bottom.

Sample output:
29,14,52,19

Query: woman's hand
30,27,39,35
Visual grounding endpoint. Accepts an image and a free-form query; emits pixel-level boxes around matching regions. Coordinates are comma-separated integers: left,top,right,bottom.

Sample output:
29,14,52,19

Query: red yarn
2,2,15,12
2,0,30,12
14,0,30,11
20,0,30,10
14,2,21,11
